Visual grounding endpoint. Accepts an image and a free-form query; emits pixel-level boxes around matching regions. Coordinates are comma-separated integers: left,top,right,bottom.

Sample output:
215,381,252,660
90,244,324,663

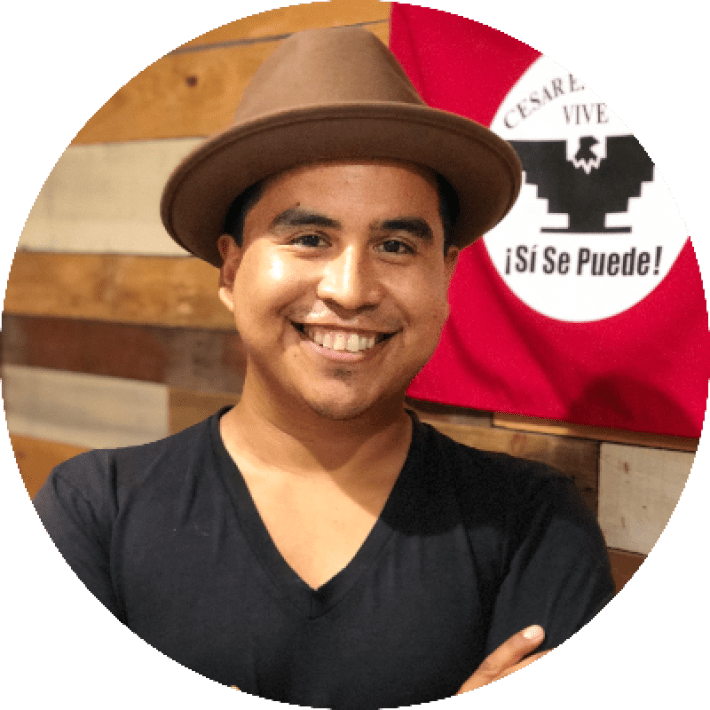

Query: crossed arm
455,624,548,693
231,624,548,696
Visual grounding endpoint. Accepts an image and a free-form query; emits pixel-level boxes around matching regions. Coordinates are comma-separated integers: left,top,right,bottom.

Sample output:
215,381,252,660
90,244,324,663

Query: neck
220,374,412,480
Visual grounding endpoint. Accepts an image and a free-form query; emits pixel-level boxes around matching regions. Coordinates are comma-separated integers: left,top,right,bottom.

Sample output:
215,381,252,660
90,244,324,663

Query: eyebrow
268,207,434,243
373,217,434,242
269,207,342,232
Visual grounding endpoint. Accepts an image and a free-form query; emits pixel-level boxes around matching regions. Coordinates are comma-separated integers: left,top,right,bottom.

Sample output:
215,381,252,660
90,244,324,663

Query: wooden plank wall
1,0,699,598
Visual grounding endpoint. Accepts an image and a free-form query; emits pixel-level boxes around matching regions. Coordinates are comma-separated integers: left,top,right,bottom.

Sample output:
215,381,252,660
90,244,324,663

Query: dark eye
292,233,327,248
377,239,414,255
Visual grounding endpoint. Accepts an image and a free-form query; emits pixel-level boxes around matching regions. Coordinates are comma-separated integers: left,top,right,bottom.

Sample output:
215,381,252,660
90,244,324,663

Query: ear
444,245,459,286
217,234,242,313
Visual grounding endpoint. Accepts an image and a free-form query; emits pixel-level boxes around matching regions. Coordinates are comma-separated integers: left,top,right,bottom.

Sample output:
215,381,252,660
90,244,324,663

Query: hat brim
160,103,522,267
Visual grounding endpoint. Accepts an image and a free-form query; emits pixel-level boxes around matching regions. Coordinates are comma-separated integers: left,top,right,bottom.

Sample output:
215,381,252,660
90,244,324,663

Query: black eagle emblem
508,135,655,233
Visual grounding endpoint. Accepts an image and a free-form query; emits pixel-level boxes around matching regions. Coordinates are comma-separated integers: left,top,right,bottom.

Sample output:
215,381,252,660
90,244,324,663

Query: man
34,27,613,708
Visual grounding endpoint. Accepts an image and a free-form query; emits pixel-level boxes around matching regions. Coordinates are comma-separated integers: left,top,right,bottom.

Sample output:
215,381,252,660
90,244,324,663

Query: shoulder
412,416,590,526
415,416,568,494
40,408,227,509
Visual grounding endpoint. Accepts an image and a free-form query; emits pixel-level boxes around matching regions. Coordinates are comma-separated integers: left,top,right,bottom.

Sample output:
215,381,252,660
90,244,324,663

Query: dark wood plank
494,412,699,453
2,314,245,394
406,397,492,428
608,548,646,594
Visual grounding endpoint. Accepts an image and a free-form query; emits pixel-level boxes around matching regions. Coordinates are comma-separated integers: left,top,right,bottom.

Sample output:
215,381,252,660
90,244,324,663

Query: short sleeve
33,451,123,620
484,471,614,655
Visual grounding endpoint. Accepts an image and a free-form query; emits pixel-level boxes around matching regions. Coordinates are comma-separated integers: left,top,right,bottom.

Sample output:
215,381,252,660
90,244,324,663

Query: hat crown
236,27,426,122
161,26,522,266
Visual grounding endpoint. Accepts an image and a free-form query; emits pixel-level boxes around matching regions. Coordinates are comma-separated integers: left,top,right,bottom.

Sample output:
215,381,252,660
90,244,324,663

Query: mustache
285,302,404,333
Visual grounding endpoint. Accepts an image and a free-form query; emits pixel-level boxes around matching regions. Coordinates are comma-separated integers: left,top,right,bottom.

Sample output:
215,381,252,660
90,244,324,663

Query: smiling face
218,160,458,423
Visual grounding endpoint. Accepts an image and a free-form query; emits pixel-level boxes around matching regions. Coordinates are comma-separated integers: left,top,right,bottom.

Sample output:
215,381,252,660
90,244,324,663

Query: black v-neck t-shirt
34,409,614,708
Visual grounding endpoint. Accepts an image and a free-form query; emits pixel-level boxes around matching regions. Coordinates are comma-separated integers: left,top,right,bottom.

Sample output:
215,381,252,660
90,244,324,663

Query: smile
293,324,395,353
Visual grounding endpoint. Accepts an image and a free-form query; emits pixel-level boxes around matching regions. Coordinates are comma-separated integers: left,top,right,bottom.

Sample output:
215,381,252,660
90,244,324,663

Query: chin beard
304,369,368,420
306,398,377,421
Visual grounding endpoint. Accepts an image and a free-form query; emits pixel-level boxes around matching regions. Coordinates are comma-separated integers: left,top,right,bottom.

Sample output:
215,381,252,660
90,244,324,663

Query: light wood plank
4,252,233,329
3,364,169,449
598,442,695,555
72,23,388,145
426,419,599,514
493,412,699,453
178,1,390,49
1,315,245,393
607,548,646,594
19,140,201,255
9,434,90,500
169,387,237,434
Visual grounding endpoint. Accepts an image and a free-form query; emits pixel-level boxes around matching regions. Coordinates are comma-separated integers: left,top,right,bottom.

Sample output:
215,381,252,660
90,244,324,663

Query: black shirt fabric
34,408,614,708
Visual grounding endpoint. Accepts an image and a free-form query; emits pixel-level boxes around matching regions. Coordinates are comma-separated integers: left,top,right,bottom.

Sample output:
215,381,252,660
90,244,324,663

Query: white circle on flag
484,56,688,322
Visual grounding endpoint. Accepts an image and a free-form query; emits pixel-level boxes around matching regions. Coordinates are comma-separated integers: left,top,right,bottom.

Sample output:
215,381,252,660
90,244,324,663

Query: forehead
252,159,442,222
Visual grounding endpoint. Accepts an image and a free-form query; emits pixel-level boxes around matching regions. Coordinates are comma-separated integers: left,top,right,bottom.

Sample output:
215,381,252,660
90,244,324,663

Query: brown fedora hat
160,26,522,267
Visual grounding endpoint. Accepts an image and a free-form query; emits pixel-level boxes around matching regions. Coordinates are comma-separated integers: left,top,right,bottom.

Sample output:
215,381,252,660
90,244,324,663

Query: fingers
230,686,240,691
457,625,546,694
475,625,545,681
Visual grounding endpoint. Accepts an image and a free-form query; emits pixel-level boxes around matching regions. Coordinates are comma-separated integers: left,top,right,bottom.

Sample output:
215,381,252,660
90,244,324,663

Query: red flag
391,4,709,437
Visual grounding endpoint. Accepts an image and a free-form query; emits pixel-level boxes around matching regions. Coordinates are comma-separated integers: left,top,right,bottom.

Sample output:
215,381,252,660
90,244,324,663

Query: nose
316,245,382,311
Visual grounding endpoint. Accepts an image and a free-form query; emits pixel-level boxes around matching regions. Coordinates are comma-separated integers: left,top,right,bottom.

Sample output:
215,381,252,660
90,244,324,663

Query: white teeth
301,326,382,353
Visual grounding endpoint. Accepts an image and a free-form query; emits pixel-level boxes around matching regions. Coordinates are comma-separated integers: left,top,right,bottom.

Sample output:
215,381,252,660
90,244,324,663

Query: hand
230,686,240,691
456,625,549,694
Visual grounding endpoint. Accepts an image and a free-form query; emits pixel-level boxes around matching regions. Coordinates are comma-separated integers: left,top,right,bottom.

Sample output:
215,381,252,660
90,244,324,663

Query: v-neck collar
210,408,422,619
